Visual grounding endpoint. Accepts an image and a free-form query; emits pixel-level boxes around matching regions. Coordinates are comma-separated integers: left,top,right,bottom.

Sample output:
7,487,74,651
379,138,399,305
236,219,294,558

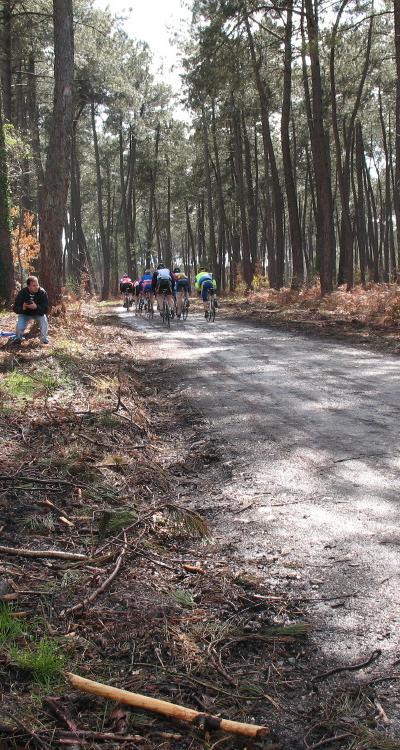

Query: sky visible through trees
0,0,398,306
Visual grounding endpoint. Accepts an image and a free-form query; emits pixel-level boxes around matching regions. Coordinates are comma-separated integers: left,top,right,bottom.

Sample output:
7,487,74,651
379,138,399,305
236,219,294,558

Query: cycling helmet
157,263,165,269
122,273,128,277
173,267,180,273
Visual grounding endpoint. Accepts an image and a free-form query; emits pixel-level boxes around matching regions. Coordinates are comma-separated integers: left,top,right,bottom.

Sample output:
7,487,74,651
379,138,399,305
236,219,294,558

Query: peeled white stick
67,672,269,738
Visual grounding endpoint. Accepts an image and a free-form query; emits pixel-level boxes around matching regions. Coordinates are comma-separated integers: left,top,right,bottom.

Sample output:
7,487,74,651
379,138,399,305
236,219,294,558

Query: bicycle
182,292,190,321
137,293,145,314
160,290,172,328
206,290,217,322
144,291,154,319
123,292,133,310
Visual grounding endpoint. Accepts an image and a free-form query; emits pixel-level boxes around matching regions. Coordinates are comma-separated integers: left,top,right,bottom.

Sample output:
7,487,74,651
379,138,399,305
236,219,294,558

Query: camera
28,294,35,304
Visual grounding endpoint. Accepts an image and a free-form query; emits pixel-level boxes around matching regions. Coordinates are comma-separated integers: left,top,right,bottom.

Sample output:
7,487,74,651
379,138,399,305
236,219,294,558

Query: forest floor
0,300,399,750
221,283,400,355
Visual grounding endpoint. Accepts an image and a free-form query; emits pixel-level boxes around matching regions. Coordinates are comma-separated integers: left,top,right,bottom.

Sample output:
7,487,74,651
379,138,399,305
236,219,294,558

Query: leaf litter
0,306,397,750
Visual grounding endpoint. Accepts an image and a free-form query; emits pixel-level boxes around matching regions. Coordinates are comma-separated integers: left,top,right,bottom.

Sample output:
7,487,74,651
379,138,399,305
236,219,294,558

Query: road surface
120,308,400,675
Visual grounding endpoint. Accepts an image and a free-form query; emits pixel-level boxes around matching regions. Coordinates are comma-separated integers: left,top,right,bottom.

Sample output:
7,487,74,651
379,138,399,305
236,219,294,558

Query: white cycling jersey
157,268,172,280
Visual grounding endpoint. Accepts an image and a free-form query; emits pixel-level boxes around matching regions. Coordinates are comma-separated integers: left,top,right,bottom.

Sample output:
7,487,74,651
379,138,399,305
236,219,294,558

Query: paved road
121,309,400,673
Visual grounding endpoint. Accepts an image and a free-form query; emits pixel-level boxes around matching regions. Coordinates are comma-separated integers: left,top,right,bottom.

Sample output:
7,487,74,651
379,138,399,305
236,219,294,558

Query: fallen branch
182,563,206,574
57,730,145,744
0,545,87,561
43,697,78,731
306,734,353,750
313,649,381,681
67,672,269,738
0,474,84,487
64,533,128,615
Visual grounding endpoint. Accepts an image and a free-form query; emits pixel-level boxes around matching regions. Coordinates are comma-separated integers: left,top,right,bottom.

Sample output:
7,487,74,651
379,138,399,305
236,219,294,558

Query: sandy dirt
116,306,400,742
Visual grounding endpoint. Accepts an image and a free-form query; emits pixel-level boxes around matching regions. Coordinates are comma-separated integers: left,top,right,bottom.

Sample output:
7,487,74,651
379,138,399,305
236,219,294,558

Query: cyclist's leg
176,290,183,317
202,283,209,316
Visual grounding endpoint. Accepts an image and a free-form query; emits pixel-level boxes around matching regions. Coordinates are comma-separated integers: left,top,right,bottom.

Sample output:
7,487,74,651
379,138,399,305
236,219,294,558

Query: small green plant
26,513,56,532
97,509,137,538
170,589,195,608
10,638,65,684
1,369,68,400
164,505,210,539
0,605,25,644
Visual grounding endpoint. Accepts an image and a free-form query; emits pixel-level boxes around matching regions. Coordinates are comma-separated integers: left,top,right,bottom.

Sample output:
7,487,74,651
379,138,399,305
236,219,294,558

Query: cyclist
140,267,154,311
173,267,191,319
119,274,133,307
132,279,141,310
195,268,217,318
152,263,175,316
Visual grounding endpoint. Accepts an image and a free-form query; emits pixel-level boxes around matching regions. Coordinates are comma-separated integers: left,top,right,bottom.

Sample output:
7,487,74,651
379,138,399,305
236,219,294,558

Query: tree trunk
91,100,110,299
242,114,258,273
0,86,14,305
281,0,304,289
40,0,74,308
355,122,367,286
185,201,196,275
201,106,218,278
165,174,172,268
378,89,391,282
231,101,252,288
119,117,133,277
330,3,373,289
304,0,335,294
394,0,400,261
211,100,226,288
245,15,284,288
1,0,12,122
146,124,160,266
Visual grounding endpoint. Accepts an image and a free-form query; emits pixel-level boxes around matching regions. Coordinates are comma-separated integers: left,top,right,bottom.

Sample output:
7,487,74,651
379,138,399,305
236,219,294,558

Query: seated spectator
12,276,49,345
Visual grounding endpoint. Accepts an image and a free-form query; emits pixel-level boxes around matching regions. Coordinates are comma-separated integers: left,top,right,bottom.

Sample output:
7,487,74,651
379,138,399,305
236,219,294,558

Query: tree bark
281,0,304,289
0,86,14,305
1,0,12,122
304,0,335,294
394,0,400,261
40,0,74,308
165,174,172,268
245,14,284,288
146,125,160,266
91,100,110,299
119,117,133,277
201,106,218,278
231,101,252,288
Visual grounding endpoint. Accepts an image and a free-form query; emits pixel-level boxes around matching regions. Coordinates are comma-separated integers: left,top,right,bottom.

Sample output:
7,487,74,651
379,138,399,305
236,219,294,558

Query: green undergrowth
0,606,66,686
97,508,138,538
0,604,25,644
170,589,195,608
10,637,65,685
1,368,70,401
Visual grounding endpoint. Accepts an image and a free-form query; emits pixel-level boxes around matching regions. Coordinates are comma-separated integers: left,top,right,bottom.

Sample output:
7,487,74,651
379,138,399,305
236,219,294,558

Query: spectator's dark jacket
13,287,49,317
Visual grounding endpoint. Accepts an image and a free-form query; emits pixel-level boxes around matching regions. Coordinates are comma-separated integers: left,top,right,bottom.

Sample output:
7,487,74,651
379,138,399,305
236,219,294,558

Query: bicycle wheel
148,299,154,319
165,301,171,329
208,295,215,322
161,296,168,325
138,296,144,314
182,297,189,320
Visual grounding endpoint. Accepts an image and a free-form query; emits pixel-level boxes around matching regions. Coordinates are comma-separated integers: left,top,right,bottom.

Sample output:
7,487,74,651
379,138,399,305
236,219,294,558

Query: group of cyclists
119,263,218,323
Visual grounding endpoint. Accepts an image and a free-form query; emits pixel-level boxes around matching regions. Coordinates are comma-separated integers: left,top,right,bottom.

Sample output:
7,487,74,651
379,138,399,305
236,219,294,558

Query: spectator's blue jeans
15,314,49,343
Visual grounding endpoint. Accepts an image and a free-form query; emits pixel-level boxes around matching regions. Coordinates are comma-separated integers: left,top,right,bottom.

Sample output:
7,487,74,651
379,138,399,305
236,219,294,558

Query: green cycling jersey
195,271,217,292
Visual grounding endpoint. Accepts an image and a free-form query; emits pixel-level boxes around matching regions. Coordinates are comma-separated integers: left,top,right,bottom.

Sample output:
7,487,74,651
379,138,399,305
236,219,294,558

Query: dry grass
234,283,400,326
